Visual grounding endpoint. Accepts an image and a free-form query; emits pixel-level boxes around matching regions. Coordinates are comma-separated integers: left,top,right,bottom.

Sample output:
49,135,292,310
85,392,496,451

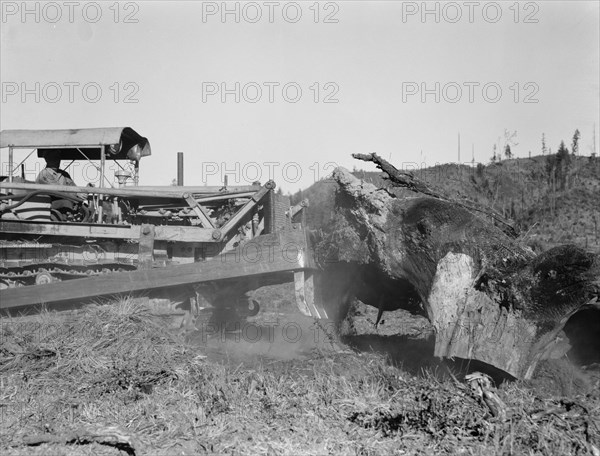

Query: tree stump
317,160,599,379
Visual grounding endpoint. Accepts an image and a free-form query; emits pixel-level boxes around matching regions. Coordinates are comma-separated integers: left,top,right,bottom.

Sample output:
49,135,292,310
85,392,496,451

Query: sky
1,0,599,193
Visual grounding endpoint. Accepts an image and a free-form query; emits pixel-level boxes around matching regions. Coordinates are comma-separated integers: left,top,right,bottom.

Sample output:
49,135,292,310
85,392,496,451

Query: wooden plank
0,230,315,309
0,220,218,242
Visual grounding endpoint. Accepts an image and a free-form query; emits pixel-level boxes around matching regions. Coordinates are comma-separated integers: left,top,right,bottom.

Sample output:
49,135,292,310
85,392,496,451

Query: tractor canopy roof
0,127,151,161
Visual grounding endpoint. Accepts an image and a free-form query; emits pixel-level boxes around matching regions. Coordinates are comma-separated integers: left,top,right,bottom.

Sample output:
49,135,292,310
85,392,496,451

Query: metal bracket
138,224,155,269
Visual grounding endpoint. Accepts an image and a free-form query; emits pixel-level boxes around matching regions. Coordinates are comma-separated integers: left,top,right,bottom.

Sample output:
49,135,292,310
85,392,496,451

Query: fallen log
317,157,599,379
351,152,518,236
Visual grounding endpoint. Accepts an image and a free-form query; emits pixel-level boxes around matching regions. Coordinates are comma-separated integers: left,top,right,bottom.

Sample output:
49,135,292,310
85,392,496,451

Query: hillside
294,154,600,253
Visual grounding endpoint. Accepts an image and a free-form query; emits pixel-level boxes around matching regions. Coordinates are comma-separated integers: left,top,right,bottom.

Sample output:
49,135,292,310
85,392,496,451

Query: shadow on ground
342,334,516,385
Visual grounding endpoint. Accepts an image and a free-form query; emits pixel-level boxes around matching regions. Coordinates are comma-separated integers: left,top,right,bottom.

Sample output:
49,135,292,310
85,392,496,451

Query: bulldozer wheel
35,271,54,285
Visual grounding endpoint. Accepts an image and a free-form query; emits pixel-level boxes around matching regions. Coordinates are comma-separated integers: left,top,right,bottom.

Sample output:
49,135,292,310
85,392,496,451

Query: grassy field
1,297,599,456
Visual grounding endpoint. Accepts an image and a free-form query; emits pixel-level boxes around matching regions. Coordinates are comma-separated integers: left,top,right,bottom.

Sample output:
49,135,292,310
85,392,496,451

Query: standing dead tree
317,153,599,379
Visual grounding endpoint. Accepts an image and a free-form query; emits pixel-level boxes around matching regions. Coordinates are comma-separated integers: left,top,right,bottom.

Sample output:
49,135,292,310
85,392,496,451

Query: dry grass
1,298,599,455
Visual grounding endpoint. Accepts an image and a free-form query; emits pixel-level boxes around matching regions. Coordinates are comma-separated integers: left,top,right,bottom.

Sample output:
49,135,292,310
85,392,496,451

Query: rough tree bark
317,154,599,379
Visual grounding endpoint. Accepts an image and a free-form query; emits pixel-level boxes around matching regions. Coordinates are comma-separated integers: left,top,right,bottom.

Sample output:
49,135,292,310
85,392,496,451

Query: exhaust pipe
177,152,184,186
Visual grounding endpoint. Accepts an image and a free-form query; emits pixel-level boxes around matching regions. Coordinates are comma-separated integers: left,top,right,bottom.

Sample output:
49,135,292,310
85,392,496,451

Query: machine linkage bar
218,185,271,238
0,182,261,199
183,193,215,228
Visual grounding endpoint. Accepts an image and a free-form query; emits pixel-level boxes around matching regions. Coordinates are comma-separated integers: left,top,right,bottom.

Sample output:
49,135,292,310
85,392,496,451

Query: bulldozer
0,127,328,322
